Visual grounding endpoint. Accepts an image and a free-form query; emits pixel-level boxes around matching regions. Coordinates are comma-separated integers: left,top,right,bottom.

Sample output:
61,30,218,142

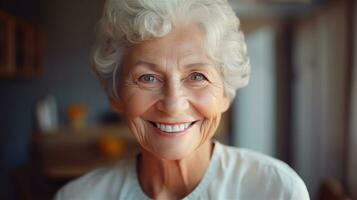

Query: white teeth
179,124,185,130
154,122,193,133
173,125,180,132
166,125,172,132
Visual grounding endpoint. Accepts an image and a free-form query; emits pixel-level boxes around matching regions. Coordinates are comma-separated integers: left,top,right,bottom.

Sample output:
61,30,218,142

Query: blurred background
0,0,355,199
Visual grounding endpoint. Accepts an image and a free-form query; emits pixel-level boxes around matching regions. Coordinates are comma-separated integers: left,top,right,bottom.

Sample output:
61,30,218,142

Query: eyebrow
185,62,216,69
131,60,158,69
132,60,216,70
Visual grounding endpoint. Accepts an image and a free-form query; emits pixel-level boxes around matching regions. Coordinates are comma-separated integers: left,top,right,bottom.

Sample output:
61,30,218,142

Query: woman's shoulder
54,158,145,200
216,142,290,170
215,141,295,173
211,142,310,199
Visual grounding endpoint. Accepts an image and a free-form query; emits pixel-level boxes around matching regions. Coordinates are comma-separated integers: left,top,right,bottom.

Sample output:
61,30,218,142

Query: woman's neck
137,141,214,200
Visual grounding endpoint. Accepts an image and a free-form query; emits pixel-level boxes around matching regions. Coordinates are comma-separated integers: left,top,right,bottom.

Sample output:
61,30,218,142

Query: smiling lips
149,121,196,133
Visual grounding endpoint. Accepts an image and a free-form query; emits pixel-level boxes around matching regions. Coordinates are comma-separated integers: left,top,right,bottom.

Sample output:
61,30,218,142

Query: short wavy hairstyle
92,0,250,100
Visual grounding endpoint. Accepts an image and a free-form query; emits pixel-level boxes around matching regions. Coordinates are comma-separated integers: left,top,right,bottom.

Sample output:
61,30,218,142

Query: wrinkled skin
110,23,230,199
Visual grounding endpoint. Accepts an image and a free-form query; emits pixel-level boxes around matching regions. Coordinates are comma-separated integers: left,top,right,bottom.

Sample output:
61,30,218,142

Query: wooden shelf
0,10,46,78
0,67,43,78
31,125,139,179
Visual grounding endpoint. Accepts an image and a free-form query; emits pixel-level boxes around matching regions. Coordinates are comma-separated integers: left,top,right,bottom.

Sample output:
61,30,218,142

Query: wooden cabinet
0,10,46,78
31,125,138,179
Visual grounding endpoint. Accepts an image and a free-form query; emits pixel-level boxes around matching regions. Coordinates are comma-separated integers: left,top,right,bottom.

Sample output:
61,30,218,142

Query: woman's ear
109,96,124,113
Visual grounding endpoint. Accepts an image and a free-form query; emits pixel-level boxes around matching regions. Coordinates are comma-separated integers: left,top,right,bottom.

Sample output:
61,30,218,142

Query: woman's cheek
190,89,224,117
199,114,221,139
127,118,147,144
122,89,158,118
190,89,225,141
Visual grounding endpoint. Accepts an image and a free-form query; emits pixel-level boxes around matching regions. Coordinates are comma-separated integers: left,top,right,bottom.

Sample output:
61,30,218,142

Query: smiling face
110,24,230,160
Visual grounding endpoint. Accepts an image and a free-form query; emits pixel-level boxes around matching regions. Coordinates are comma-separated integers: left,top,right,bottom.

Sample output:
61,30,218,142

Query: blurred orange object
98,135,126,157
67,104,87,129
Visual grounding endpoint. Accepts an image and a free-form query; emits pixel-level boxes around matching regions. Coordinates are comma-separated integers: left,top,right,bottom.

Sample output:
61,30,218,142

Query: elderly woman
55,0,309,199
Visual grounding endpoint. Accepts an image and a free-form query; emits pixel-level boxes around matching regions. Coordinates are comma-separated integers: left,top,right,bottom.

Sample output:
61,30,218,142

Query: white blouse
55,141,310,200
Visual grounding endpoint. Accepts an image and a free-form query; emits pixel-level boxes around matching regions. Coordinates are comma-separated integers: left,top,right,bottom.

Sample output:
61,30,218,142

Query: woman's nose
156,81,189,116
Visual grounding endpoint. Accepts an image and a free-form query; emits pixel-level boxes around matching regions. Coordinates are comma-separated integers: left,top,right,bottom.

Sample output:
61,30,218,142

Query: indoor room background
0,0,356,199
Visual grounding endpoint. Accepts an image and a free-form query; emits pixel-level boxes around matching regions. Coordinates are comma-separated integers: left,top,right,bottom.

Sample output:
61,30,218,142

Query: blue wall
0,0,108,199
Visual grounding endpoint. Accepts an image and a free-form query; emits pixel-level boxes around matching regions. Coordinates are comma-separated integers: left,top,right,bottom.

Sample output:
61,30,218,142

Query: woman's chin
144,142,198,161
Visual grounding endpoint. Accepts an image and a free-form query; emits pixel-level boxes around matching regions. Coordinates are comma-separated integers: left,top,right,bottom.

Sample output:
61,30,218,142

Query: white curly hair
92,0,250,100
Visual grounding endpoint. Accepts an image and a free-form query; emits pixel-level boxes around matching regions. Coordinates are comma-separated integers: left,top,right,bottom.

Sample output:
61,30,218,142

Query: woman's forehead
124,24,210,63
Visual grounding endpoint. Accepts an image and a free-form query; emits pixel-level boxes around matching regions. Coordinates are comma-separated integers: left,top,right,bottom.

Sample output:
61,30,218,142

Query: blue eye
139,74,157,83
190,73,206,81
137,74,163,89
